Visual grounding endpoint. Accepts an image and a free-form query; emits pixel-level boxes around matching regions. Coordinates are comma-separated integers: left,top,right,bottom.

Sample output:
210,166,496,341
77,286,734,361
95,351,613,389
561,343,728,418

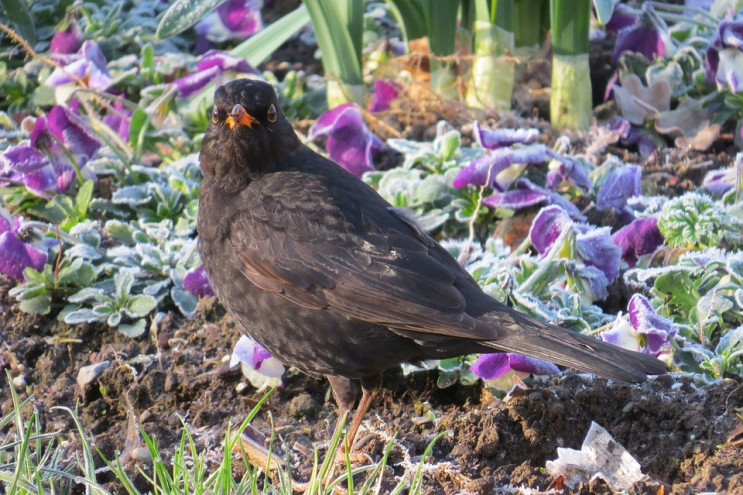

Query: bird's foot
232,425,286,472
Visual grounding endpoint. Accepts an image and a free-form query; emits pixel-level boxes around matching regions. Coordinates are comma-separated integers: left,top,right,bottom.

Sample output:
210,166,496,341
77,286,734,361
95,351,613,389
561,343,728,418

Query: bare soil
2,272,742,494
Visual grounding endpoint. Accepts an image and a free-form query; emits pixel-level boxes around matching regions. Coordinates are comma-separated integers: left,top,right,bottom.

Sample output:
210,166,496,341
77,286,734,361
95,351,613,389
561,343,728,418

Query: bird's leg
325,375,380,476
343,375,380,453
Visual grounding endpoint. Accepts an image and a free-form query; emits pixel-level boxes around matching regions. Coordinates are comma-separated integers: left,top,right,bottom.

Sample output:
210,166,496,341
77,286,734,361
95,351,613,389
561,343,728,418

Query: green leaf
156,0,223,40
232,5,310,66
0,0,37,45
119,319,147,337
654,271,698,311
64,308,103,325
19,294,52,315
125,295,157,317
129,108,151,161
386,0,427,43
141,43,155,72
303,0,363,85
75,180,95,217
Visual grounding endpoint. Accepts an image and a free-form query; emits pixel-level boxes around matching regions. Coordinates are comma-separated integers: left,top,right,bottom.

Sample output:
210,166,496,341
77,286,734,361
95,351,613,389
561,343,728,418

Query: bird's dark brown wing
230,161,495,343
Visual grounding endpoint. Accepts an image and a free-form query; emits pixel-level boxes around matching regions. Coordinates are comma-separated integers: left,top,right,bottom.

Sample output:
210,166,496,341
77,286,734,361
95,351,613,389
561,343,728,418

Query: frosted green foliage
657,192,731,249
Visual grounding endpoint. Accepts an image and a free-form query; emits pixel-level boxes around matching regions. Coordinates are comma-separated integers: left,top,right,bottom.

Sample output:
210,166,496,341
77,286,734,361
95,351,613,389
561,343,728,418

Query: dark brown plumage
197,78,667,449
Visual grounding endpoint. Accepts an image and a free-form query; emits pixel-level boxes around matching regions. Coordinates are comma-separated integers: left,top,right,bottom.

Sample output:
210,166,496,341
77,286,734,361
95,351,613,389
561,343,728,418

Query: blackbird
197,78,667,449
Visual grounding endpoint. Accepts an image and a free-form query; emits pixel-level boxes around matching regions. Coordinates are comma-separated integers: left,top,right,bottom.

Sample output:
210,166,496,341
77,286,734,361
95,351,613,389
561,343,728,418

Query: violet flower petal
14,169,57,193
508,354,560,376
576,226,621,283
628,294,676,337
183,265,214,297
251,344,273,370
486,179,583,219
578,265,611,301
309,103,380,177
705,21,743,92
46,58,88,86
612,216,663,267
217,0,264,38
470,353,511,380
103,101,133,142
50,17,83,55
47,106,101,160
173,65,222,97
369,79,401,112
596,164,642,212
474,121,539,149
601,319,640,351
545,155,593,192
529,204,571,254
613,10,665,63
483,188,549,211
453,144,547,188
0,224,48,280
195,50,257,74
2,145,50,173
605,3,636,33
230,335,285,378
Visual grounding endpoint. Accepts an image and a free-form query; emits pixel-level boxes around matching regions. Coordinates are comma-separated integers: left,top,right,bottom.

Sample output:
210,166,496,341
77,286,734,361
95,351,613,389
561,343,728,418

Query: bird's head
200,78,301,180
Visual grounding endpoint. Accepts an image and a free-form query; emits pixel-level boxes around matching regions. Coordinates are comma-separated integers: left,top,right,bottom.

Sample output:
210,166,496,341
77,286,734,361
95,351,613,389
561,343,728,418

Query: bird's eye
267,104,277,123
211,106,220,124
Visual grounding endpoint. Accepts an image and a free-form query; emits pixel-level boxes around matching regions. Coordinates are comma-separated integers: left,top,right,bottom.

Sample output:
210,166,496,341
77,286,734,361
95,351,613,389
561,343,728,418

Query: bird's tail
480,308,668,383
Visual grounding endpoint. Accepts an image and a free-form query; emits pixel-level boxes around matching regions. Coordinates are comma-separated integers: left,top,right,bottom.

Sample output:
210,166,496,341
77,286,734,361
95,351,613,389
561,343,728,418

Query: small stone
623,401,635,414
236,382,248,394
12,375,26,389
411,416,433,426
288,392,318,419
77,361,110,389
131,446,152,462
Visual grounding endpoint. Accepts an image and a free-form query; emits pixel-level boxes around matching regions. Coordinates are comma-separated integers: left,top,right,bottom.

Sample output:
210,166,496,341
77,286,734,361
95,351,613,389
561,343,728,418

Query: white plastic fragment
545,421,643,490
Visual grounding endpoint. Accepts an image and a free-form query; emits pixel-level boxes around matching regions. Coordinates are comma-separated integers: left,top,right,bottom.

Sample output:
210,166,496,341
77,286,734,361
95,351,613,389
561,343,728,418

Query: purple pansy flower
308,103,383,177
369,79,401,112
454,145,547,189
596,164,642,221
50,15,83,57
103,101,133,142
454,122,542,190
0,211,48,281
613,7,666,63
546,155,593,192
473,121,539,149
1,107,100,195
529,205,621,297
195,0,263,53
46,40,112,91
183,265,214,297
604,3,636,33
172,51,258,98
705,21,743,93
471,352,560,380
703,154,743,197
484,178,585,219
612,216,663,267
230,335,285,390
602,294,676,358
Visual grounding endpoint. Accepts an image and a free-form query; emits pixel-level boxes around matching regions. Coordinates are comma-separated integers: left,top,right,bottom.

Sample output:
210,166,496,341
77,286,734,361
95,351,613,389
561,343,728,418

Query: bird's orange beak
226,104,257,130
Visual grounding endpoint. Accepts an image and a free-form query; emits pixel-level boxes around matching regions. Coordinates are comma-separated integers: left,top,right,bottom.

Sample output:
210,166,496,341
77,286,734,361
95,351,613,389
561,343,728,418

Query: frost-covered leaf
64,308,103,324
68,287,106,304
19,294,52,315
119,319,147,337
172,286,198,317
125,294,157,317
